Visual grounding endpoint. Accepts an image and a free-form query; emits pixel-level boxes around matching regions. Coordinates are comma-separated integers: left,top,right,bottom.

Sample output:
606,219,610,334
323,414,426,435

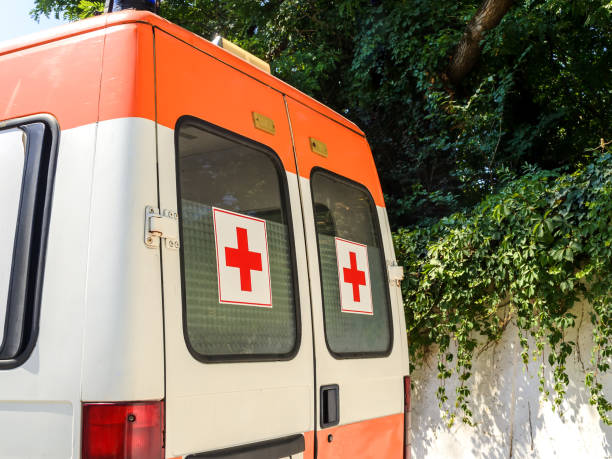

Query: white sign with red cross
213,207,272,307
335,237,373,315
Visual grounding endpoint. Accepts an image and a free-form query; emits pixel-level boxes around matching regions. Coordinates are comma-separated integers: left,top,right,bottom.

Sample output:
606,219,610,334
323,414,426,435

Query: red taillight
82,401,164,459
403,376,411,459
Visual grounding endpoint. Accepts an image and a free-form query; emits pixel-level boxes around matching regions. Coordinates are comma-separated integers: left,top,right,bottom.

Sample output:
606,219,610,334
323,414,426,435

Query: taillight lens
403,376,411,459
82,401,164,459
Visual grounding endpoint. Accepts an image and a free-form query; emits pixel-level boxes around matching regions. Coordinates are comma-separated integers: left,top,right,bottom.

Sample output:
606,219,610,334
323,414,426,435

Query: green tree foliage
395,146,612,425
32,0,103,20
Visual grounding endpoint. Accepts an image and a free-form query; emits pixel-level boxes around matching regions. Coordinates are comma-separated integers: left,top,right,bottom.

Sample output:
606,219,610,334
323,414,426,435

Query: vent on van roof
212,36,271,74
104,0,157,13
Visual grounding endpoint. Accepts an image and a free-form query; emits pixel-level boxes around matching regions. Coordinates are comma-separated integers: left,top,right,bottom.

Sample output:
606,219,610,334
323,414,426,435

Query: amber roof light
212,36,271,74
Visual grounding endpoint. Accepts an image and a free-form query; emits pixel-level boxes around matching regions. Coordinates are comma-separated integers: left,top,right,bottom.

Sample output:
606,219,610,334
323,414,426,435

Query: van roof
0,10,364,137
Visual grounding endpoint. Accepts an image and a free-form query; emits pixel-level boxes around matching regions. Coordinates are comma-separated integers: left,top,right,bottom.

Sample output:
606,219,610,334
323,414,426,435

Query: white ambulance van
0,5,410,459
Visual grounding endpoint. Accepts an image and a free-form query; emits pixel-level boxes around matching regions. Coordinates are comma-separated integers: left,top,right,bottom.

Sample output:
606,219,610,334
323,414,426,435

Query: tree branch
447,0,515,85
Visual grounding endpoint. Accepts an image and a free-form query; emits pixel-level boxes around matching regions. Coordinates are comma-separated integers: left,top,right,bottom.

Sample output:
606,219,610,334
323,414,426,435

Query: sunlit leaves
395,149,612,426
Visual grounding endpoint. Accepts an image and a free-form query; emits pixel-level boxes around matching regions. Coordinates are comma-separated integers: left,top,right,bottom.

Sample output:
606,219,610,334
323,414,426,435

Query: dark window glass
177,120,298,360
311,171,392,356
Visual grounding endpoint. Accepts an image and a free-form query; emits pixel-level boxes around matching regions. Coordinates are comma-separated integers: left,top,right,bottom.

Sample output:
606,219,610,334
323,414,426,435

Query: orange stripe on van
1,11,385,206
0,11,364,138
316,413,404,459
0,30,104,130
168,420,400,459
98,24,156,124
285,97,386,207
304,429,315,459
0,10,363,136
0,22,156,131
154,27,298,174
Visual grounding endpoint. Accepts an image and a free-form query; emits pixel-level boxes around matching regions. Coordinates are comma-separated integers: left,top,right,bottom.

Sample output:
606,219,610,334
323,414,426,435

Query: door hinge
144,206,180,249
388,262,404,287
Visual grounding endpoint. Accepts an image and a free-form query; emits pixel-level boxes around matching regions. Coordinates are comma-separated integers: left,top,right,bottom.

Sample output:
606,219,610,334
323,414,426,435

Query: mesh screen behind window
178,123,298,359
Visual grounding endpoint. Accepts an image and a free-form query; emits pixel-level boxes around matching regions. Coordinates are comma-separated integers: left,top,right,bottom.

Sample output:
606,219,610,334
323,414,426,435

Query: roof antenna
104,0,158,13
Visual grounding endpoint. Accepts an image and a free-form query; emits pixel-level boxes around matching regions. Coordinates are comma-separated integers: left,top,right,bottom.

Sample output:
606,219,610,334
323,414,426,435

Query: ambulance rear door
154,29,315,458
285,98,409,458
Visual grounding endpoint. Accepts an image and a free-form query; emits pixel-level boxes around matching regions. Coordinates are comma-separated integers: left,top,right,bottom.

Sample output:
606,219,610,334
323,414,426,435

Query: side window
0,117,58,368
176,118,299,361
0,130,26,349
311,170,392,357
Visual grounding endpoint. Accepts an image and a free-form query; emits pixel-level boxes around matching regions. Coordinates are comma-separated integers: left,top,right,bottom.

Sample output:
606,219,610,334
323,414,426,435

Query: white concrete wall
410,301,612,458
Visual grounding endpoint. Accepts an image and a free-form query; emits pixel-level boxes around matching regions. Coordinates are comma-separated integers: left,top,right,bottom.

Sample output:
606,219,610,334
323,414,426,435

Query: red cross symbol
225,227,263,292
343,251,366,302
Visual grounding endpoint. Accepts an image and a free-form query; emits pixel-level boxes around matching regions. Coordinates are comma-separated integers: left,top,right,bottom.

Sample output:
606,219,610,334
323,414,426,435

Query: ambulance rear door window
176,119,299,362
0,129,26,348
311,170,392,357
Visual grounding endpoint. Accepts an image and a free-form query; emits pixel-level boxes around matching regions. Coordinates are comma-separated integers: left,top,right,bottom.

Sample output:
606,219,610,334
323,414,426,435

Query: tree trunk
447,0,514,85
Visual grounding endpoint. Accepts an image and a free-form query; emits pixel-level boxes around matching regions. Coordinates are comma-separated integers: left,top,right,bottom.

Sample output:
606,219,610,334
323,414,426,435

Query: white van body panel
81,117,164,402
0,401,73,458
0,123,98,458
299,176,407,425
1,118,167,458
157,123,315,457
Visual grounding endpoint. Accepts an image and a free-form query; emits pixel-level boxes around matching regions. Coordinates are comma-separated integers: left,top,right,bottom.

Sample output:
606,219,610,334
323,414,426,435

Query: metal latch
387,263,404,287
144,206,180,249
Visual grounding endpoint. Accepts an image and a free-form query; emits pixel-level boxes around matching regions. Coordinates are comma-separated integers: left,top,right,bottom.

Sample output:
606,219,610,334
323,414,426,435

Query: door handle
320,384,339,428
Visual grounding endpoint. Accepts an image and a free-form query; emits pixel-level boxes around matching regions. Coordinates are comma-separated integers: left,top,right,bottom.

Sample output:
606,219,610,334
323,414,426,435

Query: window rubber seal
0,114,59,370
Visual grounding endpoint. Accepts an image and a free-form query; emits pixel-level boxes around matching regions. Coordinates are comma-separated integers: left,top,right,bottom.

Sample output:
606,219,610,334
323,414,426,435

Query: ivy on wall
395,146,612,426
